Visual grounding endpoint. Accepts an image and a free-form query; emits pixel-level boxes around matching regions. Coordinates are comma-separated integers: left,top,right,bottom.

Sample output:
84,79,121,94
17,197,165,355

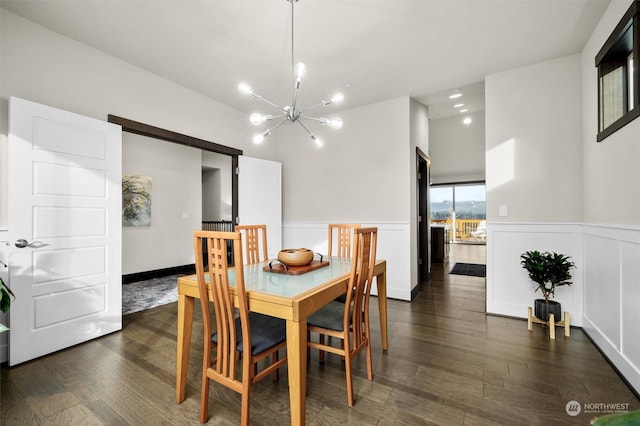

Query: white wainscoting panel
282,221,412,300
487,222,640,395
582,224,640,395
0,229,7,363
486,222,584,325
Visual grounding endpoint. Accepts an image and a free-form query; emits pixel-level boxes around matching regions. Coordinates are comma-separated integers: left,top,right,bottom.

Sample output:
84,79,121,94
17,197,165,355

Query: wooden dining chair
235,224,269,264
307,227,378,407
328,223,361,257
194,230,287,425
328,224,361,304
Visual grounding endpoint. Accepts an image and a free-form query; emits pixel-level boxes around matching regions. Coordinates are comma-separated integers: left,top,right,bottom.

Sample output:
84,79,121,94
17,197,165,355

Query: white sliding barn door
8,97,122,366
238,156,282,258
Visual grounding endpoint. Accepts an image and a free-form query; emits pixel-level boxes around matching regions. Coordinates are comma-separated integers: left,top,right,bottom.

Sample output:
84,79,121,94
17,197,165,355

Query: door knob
15,239,43,248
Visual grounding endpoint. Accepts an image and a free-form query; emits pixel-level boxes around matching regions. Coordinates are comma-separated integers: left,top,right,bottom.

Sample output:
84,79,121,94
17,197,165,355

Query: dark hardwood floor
2,244,638,425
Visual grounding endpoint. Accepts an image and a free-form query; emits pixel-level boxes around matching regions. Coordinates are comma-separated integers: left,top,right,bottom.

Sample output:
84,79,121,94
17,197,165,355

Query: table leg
176,293,194,403
376,270,388,351
286,319,307,426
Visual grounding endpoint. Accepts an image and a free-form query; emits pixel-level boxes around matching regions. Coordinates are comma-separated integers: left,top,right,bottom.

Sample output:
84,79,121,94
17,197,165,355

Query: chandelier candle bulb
238,82,253,95
328,118,343,129
295,63,306,84
250,113,270,125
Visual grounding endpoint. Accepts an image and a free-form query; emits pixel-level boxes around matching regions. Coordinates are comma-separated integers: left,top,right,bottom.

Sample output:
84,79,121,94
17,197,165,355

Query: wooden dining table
175,256,388,426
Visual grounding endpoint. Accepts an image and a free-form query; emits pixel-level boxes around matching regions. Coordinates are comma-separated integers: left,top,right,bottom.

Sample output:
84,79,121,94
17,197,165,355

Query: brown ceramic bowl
278,248,314,266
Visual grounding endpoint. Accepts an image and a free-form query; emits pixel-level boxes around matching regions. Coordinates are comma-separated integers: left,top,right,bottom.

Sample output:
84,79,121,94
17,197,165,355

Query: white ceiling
1,0,610,120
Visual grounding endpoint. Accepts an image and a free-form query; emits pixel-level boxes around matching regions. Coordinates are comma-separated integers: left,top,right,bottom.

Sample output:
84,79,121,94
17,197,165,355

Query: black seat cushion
213,312,286,356
333,294,346,303
307,301,348,331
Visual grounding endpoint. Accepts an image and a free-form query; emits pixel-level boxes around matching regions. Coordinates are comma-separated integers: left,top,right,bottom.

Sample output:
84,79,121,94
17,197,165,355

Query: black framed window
596,1,639,142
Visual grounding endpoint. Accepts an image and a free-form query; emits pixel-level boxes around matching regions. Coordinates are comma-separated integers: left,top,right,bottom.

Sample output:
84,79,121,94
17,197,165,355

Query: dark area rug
449,262,486,277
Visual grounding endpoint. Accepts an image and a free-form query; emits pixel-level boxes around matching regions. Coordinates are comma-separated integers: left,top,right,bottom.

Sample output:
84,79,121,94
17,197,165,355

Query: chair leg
240,385,250,426
365,339,373,381
199,371,210,423
344,352,355,407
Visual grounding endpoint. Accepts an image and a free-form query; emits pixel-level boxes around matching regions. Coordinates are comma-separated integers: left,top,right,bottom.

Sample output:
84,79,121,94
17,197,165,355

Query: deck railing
432,218,484,243
201,220,235,263
202,220,234,232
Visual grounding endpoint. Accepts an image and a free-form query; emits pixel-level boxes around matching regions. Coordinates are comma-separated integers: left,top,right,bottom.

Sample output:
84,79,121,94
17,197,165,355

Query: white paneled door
238,156,282,258
8,97,122,366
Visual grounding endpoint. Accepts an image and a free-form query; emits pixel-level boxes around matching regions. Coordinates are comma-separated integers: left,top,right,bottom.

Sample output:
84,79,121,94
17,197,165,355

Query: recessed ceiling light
453,103,464,108
463,117,472,125
448,89,462,99
459,109,468,113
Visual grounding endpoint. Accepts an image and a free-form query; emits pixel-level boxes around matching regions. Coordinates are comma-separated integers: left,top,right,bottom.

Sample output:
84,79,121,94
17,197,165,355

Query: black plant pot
534,299,561,321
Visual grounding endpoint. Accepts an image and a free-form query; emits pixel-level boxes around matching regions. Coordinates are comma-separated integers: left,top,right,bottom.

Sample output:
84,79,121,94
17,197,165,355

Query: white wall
410,99,430,288
272,96,411,222
485,0,640,395
581,0,640,226
202,169,222,220
0,10,425,308
486,54,583,223
579,0,640,395
429,110,486,184
122,133,202,274
0,11,254,276
202,152,233,221
0,9,254,229
274,96,426,300
485,55,585,322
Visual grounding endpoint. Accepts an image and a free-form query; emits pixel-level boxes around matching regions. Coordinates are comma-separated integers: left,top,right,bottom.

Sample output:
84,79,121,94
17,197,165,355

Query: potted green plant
1,272,14,333
520,250,575,321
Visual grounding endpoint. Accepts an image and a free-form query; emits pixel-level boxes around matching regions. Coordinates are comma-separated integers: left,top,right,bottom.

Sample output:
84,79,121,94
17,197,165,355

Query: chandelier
238,0,344,147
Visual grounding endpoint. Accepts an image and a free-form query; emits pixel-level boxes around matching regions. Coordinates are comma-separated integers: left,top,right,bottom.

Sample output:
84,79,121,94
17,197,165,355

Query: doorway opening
416,148,431,283
430,182,486,244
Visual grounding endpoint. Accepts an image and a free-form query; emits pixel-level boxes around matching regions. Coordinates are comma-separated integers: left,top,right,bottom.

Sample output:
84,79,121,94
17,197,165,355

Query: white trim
0,229,9,363
282,221,413,300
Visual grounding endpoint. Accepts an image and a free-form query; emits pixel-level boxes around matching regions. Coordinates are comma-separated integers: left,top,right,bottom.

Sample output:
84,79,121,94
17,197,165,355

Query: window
430,183,486,243
596,1,639,142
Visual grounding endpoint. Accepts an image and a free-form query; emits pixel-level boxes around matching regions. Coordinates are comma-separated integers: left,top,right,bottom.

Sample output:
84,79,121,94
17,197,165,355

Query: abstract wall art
122,174,152,227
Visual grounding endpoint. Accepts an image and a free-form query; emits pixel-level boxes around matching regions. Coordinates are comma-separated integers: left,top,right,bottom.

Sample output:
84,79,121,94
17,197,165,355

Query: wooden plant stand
527,307,570,339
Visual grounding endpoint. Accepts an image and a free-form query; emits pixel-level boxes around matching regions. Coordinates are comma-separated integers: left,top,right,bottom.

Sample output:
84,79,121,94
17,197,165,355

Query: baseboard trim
122,264,195,284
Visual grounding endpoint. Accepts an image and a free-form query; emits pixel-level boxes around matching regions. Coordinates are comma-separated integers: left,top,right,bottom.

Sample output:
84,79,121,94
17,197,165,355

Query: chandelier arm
267,114,287,120
298,102,327,114
253,93,287,112
241,0,343,146
266,117,289,134
298,115,323,123
292,82,301,114
296,119,316,139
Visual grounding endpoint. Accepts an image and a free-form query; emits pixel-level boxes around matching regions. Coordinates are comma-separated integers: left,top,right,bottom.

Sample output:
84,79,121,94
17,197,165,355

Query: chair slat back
235,224,268,264
328,223,361,257
344,227,377,351
194,230,249,383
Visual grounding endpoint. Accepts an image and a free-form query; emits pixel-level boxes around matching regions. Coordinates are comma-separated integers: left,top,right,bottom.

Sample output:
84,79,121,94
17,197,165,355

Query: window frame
595,1,640,142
